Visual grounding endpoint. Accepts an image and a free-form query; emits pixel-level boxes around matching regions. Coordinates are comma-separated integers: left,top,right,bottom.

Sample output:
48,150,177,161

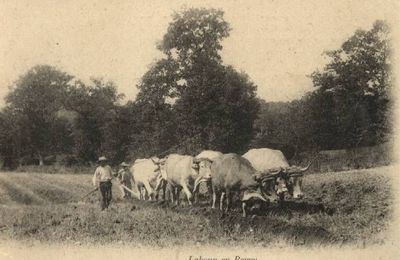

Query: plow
119,184,140,199
79,181,141,202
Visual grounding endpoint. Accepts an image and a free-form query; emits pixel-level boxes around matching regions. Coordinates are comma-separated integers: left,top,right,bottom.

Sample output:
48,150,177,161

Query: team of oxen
127,148,312,217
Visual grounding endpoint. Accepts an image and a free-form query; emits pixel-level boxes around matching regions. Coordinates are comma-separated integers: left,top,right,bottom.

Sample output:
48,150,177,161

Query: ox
162,154,212,205
130,157,167,201
194,150,223,202
243,148,312,200
210,153,280,217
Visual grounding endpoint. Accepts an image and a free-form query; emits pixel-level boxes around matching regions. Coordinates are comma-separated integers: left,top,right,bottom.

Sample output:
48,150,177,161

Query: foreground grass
0,167,394,247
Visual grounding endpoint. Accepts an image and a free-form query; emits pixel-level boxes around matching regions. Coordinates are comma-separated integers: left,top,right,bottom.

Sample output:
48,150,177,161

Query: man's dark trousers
99,181,112,210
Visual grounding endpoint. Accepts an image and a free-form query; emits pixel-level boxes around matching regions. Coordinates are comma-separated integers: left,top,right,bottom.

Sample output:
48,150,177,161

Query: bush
292,143,392,172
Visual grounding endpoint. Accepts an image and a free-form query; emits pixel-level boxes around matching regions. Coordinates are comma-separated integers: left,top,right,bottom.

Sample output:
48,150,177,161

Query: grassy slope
0,167,394,247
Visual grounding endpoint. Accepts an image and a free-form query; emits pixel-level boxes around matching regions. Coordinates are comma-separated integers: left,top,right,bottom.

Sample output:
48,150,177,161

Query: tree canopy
135,8,259,155
252,20,392,156
5,65,73,165
310,20,392,148
0,14,393,168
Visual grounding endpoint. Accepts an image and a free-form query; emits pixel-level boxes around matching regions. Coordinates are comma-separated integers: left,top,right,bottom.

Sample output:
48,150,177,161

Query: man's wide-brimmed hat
120,162,129,167
98,156,108,162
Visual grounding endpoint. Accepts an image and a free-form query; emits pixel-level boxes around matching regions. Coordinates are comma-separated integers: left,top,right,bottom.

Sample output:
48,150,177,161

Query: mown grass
14,165,93,175
0,167,394,247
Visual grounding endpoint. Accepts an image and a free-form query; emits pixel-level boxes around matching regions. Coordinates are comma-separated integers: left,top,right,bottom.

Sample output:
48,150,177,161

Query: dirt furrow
0,175,46,205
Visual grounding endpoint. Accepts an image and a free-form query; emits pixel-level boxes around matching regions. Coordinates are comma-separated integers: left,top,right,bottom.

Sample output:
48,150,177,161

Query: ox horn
261,175,277,182
195,157,213,163
193,158,201,163
151,157,160,164
299,155,319,172
289,173,304,177
265,167,282,175
193,177,209,193
299,161,313,172
254,168,282,182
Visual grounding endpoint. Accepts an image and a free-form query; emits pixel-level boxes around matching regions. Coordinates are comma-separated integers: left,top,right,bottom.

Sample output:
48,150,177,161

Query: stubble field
0,166,395,248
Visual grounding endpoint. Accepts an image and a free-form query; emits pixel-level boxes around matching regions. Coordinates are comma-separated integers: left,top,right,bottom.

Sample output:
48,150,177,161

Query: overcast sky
0,0,397,107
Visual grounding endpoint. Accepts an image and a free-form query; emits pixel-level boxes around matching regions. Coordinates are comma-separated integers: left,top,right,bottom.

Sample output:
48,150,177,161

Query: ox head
252,163,309,201
280,162,312,199
151,157,168,193
253,168,283,202
192,157,213,193
154,173,167,192
151,157,167,177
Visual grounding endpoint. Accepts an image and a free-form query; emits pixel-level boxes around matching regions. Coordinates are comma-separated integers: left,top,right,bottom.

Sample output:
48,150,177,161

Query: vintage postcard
0,0,399,259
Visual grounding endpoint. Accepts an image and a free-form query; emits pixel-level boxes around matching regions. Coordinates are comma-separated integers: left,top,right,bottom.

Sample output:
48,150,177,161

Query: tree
0,108,28,168
173,64,258,153
158,8,231,68
130,58,179,159
65,78,124,164
128,100,177,159
310,20,392,148
134,8,259,154
250,98,316,159
251,21,392,154
5,65,73,165
1,65,133,167
100,104,133,164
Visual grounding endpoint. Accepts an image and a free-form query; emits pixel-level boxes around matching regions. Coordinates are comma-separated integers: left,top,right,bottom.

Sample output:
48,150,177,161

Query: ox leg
144,182,154,201
242,202,247,217
225,189,231,212
142,188,146,200
212,192,216,209
154,177,165,201
220,192,225,211
182,184,193,206
155,180,166,201
207,182,213,206
173,187,178,204
161,181,166,201
193,189,198,205
175,187,182,205
168,184,175,203
212,185,219,209
143,187,149,201
169,184,177,204
154,184,159,201
137,185,143,200
143,189,148,200
154,181,166,201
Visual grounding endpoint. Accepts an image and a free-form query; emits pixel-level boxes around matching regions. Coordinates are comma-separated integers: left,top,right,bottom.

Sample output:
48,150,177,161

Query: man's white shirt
92,165,114,186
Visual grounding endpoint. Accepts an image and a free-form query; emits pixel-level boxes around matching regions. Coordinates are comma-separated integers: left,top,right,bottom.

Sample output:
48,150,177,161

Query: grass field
0,166,395,248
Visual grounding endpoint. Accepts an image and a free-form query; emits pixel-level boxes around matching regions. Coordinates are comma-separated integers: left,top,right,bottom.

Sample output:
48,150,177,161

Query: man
117,162,132,199
92,156,115,210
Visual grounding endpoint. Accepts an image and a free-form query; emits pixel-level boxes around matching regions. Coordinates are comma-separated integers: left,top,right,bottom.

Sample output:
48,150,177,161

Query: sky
0,0,397,107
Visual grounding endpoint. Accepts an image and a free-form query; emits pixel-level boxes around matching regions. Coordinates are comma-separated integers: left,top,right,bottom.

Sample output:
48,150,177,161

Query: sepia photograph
0,0,399,259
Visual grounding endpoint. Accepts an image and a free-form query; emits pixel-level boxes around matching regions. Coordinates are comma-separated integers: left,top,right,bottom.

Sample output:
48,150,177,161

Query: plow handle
80,187,99,200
